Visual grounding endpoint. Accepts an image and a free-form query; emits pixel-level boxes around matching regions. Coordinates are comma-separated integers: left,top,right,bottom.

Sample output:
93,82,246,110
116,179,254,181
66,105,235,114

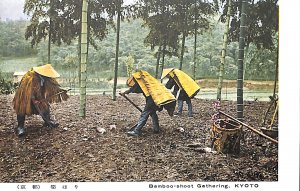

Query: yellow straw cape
161,68,200,98
13,69,69,116
127,70,176,106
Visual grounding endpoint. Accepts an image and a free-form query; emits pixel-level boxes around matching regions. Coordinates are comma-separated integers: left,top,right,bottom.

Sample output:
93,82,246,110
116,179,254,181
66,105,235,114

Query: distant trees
23,0,119,68
218,0,279,81
1,18,278,80
24,0,114,48
0,21,37,57
216,0,278,104
136,0,180,78
221,0,279,50
136,0,215,78
175,0,215,70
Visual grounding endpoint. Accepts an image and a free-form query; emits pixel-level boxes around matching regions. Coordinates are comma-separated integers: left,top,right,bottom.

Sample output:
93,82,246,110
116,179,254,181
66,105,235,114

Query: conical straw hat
126,76,135,87
33,64,60,78
161,68,174,79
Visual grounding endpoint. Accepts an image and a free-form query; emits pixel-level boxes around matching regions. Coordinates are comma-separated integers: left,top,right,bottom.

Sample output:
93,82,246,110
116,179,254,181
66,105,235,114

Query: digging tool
33,89,71,128
269,102,278,128
119,92,142,112
119,92,143,131
219,111,278,144
39,88,71,103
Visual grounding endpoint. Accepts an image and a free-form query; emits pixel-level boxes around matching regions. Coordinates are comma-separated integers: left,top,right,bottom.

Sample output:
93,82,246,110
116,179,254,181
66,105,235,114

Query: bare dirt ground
0,94,278,182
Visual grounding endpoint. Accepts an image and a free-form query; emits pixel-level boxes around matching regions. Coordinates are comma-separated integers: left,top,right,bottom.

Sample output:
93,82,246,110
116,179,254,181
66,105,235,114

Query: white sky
0,0,28,21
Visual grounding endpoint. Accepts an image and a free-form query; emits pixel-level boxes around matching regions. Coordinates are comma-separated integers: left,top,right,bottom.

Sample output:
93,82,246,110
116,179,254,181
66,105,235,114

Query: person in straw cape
13,64,69,136
121,70,176,137
161,68,200,117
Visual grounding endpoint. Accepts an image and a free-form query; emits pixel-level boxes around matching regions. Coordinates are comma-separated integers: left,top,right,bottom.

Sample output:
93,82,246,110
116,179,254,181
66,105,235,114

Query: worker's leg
150,111,160,133
16,115,26,136
177,99,183,115
186,98,193,117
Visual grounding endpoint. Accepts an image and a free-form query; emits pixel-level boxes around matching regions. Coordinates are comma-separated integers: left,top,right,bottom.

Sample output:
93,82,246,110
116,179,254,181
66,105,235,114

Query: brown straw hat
33,64,60,78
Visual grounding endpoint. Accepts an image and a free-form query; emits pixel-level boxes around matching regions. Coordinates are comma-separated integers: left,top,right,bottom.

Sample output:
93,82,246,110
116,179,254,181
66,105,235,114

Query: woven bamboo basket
211,119,242,154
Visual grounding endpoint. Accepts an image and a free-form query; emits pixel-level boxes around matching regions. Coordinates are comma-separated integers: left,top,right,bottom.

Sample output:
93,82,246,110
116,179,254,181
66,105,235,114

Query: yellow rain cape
161,68,200,98
13,69,69,116
127,70,175,106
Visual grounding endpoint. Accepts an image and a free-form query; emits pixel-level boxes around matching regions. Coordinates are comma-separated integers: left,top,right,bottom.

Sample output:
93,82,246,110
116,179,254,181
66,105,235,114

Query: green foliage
245,45,277,80
0,72,17,95
0,57,40,73
1,16,278,83
24,0,118,48
0,20,37,57
136,0,216,63
220,0,278,50
126,54,135,77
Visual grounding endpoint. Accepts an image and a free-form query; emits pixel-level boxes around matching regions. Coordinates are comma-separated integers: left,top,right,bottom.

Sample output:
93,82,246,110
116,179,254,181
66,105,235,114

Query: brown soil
0,95,278,182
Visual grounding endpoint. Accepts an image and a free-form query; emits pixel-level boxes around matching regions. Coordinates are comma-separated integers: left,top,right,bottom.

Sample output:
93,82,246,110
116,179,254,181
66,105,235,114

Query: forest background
0,6,277,93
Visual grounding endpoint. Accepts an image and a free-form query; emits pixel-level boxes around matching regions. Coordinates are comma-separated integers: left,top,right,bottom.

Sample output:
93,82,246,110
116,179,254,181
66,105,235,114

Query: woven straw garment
13,69,69,116
127,70,175,106
162,68,200,98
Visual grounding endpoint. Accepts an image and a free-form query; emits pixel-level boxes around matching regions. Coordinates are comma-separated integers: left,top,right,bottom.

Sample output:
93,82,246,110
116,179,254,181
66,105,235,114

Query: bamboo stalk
217,0,232,100
236,0,249,120
219,111,278,144
79,0,88,118
113,6,121,101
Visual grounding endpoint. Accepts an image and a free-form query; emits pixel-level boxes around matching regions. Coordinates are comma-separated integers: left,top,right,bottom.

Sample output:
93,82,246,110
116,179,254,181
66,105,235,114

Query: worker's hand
32,100,40,105
158,106,163,112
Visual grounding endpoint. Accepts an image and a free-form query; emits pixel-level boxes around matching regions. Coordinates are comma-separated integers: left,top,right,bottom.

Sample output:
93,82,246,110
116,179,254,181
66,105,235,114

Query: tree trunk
48,20,51,64
236,0,249,121
79,0,88,118
193,32,197,80
77,34,81,91
217,0,231,100
160,39,166,81
47,0,52,64
77,8,82,93
273,46,279,97
193,0,198,80
179,11,187,70
243,44,249,80
155,45,161,79
113,6,121,101
179,34,186,70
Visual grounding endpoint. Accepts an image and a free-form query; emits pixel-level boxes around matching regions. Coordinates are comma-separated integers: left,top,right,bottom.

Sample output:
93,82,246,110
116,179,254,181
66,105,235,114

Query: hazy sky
0,0,28,21
0,0,135,21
